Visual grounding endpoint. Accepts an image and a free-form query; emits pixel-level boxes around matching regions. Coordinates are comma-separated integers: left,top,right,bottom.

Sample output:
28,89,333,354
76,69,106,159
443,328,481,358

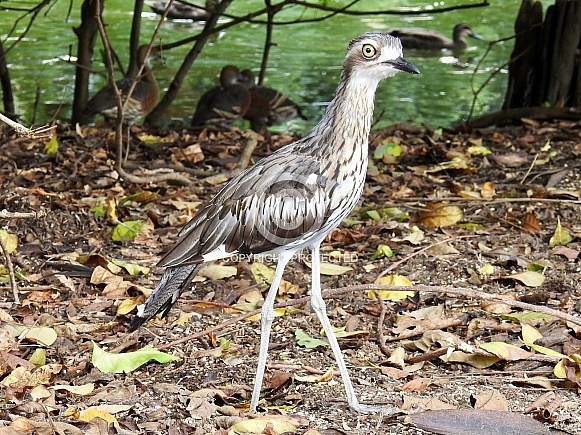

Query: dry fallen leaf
416,203,463,228
471,389,509,410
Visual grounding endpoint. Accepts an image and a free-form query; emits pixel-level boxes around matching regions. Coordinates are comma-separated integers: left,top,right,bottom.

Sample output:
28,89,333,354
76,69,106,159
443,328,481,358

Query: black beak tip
408,64,421,75
402,61,421,75
391,57,420,75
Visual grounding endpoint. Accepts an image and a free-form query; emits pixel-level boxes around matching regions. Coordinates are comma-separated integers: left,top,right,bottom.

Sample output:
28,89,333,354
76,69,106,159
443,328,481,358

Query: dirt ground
0,118,580,434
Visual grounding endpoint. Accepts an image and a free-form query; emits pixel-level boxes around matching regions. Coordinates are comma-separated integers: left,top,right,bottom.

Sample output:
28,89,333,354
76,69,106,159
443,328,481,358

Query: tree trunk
503,0,581,110
144,0,234,125
0,38,15,116
71,0,102,125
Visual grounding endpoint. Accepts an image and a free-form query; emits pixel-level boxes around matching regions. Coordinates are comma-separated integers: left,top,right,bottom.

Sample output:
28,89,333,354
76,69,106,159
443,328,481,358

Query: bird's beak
388,57,420,75
470,31,484,40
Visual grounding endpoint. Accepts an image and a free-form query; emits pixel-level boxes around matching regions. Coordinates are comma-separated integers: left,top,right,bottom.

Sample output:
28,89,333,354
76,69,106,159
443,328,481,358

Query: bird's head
220,65,243,86
344,32,420,82
454,23,483,41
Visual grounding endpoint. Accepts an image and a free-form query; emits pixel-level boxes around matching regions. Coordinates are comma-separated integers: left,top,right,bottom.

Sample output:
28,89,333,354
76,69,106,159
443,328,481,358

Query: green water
1,0,552,132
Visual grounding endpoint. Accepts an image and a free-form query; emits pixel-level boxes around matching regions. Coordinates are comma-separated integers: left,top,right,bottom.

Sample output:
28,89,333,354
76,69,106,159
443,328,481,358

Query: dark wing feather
129,263,202,330
159,148,338,268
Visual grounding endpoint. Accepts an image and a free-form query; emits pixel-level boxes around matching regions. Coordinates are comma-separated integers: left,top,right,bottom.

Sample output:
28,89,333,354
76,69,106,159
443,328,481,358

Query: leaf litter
0,120,580,434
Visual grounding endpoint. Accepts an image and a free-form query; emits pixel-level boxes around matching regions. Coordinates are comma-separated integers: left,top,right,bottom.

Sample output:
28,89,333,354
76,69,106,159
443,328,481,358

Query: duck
84,45,161,125
238,69,307,133
387,23,482,50
144,0,211,21
191,65,252,127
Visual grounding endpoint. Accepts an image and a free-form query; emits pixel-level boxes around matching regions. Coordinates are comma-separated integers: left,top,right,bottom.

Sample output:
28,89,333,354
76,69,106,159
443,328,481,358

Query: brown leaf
402,396,456,411
266,371,293,389
471,390,509,410
522,212,541,233
326,228,365,243
550,246,580,260
489,153,530,167
402,377,431,392
416,203,463,228
380,366,411,380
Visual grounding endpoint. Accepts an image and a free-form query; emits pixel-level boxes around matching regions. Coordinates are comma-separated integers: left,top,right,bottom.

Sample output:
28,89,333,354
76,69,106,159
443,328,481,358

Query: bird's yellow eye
362,44,376,58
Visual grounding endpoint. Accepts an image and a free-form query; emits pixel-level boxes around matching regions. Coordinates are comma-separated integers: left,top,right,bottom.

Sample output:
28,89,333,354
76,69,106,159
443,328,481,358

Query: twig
0,233,19,304
237,134,259,169
371,289,391,357
156,282,581,350
0,209,46,219
0,112,55,139
406,348,448,364
520,153,538,184
93,0,190,185
267,363,338,376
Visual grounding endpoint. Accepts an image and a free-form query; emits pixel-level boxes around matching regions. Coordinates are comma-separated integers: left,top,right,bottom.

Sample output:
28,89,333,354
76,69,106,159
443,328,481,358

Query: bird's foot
348,402,382,414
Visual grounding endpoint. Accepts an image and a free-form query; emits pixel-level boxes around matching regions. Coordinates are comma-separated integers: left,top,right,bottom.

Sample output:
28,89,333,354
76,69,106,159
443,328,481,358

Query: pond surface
1,0,553,133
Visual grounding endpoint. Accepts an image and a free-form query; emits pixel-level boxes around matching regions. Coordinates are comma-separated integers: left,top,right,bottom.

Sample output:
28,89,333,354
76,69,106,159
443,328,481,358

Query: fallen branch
0,112,55,138
0,209,46,219
461,106,581,130
155,282,581,350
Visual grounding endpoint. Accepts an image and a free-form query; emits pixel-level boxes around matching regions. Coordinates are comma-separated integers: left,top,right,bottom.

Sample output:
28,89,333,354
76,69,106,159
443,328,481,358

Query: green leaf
549,217,572,247
466,145,492,155
527,262,546,272
478,264,494,275
380,207,407,220
506,271,545,287
521,323,542,344
111,220,142,241
373,142,402,161
0,230,18,254
341,217,363,227
110,259,150,276
91,205,106,217
91,342,179,373
370,244,394,260
502,311,553,323
479,342,533,360
43,135,59,155
29,348,46,367
219,337,230,350
366,210,381,221
525,343,566,358
457,223,484,230
295,328,328,349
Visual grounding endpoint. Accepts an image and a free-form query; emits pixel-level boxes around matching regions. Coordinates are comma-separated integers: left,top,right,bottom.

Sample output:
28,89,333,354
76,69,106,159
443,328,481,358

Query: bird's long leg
250,251,294,412
309,242,381,413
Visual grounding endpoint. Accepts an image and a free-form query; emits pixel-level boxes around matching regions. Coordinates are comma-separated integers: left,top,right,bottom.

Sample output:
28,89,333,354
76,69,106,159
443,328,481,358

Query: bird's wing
159,148,338,268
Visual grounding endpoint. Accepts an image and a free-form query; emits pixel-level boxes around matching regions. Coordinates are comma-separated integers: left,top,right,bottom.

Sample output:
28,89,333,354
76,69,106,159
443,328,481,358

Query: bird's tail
129,263,202,331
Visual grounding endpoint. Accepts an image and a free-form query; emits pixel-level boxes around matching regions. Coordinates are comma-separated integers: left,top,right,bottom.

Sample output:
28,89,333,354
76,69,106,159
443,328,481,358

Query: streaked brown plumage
191,65,251,127
84,45,161,125
238,69,307,132
388,23,482,50
131,33,419,413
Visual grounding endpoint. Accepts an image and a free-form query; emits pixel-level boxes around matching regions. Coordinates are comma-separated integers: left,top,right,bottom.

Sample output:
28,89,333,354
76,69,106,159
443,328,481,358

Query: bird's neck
140,60,160,101
307,70,379,166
